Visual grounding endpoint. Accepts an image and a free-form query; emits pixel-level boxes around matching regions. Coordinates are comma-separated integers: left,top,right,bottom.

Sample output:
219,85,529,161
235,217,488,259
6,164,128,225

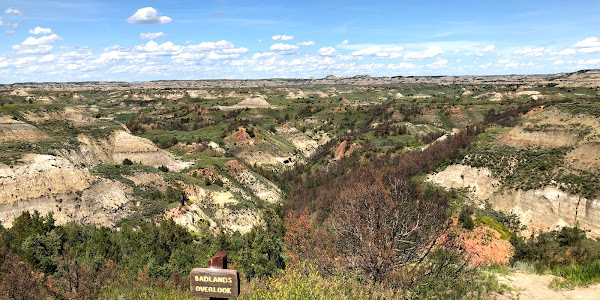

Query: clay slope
0,116,48,143
77,130,192,171
428,164,500,201
0,154,130,227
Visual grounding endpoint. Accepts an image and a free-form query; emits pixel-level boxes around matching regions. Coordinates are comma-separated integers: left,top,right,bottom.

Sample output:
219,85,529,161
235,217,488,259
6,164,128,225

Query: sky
0,0,599,83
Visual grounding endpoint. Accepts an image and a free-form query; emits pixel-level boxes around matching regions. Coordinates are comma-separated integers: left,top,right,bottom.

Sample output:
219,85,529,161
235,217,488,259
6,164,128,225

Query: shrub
158,165,169,172
510,226,600,276
459,205,475,230
476,216,511,239
122,158,133,165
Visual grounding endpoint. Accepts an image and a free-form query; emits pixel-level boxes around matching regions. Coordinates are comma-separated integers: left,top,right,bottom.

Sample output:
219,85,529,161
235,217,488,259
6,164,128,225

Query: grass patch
550,259,600,289
90,163,158,185
512,261,535,273
485,263,513,276
436,109,455,129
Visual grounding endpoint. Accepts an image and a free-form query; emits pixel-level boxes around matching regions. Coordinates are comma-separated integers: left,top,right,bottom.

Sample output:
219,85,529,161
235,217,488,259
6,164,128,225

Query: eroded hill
1,70,600,238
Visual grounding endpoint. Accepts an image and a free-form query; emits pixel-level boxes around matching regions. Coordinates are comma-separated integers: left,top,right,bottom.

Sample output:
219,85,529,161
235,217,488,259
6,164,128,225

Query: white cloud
13,57,36,66
288,58,303,66
272,35,293,41
126,7,172,24
427,59,448,68
21,34,62,46
383,46,404,52
38,54,56,62
12,34,61,54
559,48,576,55
514,47,545,57
270,43,299,54
221,47,249,54
387,62,415,70
25,66,39,72
351,46,381,56
179,40,249,62
498,58,511,64
29,27,52,35
318,47,338,56
140,32,166,39
297,41,315,46
341,40,349,45
404,46,443,59
482,45,495,52
186,40,235,52
578,47,600,54
4,8,22,16
474,45,495,56
134,41,182,55
553,60,564,65
252,52,276,59
206,52,242,60
93,50,138,64
573,37,600,54
351,46,403,58
574,37,600,48
11,44,53,54
171,52,207,64
577,58,600,65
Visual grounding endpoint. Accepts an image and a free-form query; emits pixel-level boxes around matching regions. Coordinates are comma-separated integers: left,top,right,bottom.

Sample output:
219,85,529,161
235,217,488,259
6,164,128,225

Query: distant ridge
1,69,599,91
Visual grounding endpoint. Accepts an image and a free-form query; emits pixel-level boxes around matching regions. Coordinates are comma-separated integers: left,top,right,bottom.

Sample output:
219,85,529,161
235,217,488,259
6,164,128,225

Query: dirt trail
495,271,600,299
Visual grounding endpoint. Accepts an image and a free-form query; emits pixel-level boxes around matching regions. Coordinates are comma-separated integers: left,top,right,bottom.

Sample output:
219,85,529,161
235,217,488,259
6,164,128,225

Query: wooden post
208,252,228,300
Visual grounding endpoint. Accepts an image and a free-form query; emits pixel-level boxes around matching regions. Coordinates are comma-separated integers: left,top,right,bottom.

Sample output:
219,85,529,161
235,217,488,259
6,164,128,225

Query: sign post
190,252,240,299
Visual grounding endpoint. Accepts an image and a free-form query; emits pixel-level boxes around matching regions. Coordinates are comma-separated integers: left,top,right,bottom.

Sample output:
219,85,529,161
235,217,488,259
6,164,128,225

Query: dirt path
495,271,600,299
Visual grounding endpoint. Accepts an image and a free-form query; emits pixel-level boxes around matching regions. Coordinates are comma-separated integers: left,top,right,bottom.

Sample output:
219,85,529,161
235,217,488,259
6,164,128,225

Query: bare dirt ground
495,271,600,300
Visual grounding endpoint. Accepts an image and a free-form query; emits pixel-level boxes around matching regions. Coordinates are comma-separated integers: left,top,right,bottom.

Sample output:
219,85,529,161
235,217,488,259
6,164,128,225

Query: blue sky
0,0,599,83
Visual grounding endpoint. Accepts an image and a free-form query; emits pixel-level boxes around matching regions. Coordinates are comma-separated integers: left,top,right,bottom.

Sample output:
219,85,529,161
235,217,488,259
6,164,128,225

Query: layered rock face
428,164,500,201
490,186,600,234
429,164,600,235
77,130,192,171
0,154,95,205
499,127,578,148
0,154,130,227
0,117,48,143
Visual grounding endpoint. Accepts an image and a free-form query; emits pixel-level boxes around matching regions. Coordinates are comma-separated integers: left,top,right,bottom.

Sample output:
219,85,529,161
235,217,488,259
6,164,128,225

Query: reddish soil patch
225,127,253,144
439,217,513,266
223,160,245,177
333,140,357,160
188,168,219,182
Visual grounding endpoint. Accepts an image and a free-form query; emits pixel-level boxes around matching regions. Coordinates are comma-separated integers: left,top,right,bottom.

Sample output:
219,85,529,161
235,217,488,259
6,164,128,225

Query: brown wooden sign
190,268,240,298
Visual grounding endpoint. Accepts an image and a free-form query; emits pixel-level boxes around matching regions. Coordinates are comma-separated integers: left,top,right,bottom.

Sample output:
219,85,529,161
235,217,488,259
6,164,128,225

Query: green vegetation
91,163,158,185
459,205,475,230
511,226,600,288
457,128,600,198
2,83,600,298
549,260,600,289
476,216,511,240
0,209,285,299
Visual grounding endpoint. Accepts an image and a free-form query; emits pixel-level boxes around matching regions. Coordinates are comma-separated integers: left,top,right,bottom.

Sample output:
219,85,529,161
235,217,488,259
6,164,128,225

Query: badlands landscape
2,69,600,298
